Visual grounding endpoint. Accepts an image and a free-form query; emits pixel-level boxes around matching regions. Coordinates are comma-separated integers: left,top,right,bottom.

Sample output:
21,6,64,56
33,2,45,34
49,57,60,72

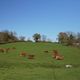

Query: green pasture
0,42,80,80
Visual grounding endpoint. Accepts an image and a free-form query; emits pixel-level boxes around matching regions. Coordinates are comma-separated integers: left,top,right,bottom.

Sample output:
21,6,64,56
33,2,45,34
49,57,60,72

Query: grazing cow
0,48,5,53
20,52,27,57
28,55,34,59
52,50,63,60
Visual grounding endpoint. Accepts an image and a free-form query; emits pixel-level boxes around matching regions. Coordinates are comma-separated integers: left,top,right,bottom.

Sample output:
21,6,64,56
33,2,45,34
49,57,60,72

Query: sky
0,0,80,41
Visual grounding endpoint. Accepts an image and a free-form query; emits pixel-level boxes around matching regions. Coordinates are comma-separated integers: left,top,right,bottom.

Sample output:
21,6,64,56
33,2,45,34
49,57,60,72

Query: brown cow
52,50,63,60
0,48,5,53
55,55,63,60
20,52,27,57
52,50,59,58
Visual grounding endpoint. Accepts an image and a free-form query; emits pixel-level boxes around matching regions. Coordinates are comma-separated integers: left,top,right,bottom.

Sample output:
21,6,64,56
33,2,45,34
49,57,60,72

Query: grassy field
0,42,80,80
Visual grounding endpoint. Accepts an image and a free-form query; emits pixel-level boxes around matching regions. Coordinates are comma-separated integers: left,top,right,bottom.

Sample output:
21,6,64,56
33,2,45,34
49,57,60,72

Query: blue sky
0,0,80,41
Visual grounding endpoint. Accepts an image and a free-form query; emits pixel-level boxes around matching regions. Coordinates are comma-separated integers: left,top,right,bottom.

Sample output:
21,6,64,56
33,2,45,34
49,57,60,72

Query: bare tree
0,30,18,43
41,35,47,42
58,32,68,44
77,32,80,43
19,36,25,41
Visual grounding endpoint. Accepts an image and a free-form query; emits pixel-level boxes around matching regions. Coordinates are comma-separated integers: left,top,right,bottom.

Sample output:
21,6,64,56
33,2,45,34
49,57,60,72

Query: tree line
58,32,80,47
0,30,80,47
0,30,51,43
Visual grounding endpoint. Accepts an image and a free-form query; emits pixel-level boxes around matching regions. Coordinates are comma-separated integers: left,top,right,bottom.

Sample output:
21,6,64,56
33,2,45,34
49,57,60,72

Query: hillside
0,42,80,80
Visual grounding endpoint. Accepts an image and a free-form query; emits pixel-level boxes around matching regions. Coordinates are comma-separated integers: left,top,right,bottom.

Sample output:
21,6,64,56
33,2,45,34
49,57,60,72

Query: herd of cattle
0,47,64,60
20,51,35,59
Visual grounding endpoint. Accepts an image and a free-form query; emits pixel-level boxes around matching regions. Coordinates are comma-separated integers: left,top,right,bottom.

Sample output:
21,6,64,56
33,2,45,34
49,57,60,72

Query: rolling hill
0,42,80,80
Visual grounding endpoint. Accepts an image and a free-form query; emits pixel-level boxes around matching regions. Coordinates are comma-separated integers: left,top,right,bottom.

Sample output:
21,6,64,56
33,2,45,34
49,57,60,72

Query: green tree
33,33,41,42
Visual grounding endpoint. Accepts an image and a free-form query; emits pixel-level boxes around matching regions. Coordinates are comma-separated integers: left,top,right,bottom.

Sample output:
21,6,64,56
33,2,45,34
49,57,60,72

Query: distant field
0,42,80,80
